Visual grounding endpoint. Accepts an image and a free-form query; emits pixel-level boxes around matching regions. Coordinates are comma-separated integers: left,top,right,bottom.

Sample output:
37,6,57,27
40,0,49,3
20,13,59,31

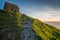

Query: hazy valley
44,21,60,29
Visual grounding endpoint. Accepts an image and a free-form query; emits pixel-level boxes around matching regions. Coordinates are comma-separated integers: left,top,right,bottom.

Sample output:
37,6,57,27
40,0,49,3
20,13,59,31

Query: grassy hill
0,10,60,40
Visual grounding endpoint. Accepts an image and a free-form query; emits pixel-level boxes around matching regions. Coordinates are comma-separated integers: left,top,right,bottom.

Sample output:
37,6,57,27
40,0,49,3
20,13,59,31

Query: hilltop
0,10,60,40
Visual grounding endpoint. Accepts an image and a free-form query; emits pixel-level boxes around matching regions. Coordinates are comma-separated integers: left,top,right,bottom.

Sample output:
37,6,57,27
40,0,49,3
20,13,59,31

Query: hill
0,10,60,40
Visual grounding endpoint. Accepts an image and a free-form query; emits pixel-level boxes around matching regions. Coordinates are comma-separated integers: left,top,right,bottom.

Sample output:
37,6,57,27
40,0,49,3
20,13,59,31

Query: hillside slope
0,10,60,40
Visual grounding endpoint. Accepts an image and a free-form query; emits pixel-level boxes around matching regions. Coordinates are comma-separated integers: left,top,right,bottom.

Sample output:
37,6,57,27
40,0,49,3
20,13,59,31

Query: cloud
21,6,60,21
19,0,60,21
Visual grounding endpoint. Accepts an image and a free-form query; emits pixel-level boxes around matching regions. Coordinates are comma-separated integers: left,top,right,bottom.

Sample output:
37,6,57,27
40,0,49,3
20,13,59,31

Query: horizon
0,0,60,21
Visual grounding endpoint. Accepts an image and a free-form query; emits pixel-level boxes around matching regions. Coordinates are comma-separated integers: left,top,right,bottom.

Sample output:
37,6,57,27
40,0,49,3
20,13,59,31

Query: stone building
4,2,19,12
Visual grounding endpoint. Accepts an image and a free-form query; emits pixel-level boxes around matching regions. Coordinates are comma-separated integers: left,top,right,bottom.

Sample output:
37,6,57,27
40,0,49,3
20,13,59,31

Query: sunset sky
0,0,60,21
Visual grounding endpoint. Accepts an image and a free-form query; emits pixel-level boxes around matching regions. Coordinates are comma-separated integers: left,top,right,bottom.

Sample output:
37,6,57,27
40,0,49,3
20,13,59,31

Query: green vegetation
0,10,60,40
0,10,22,40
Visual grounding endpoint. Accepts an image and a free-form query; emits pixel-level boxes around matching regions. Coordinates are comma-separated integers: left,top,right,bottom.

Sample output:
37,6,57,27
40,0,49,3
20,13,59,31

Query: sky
0,0,60,21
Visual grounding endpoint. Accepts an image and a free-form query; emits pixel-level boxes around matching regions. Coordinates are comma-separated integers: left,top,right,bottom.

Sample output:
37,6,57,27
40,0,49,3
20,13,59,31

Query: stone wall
4,2,19,12
21,16,38,40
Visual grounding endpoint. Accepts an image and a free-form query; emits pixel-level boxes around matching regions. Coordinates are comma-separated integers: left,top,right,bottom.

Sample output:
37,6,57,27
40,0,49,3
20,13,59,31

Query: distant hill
44,21,60,29
0,10,60,40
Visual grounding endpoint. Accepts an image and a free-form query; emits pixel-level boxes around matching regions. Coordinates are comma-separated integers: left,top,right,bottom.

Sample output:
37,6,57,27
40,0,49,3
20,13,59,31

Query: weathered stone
4,2,19,12
21,16,37,40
